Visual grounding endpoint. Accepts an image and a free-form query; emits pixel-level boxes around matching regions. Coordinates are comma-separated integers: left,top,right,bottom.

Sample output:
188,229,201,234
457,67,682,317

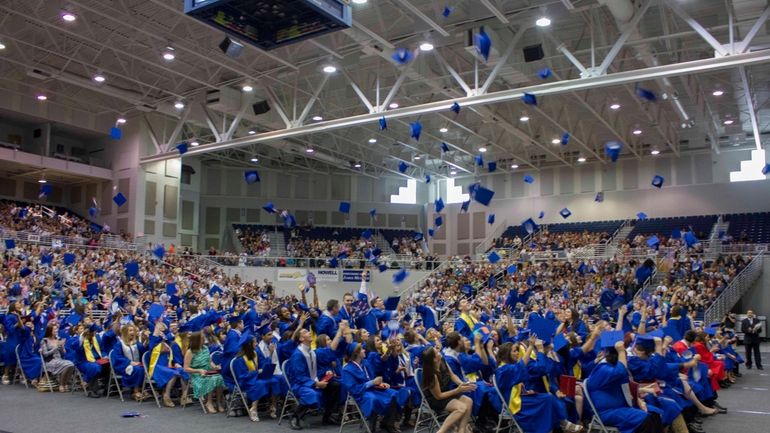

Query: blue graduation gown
495,361,564,433
77,335,105,382
111,341,146,389
232,356,279,401
359,309,392,336
416,305,439,330
17,326,42,380
286,349,323,408
453,317,474,341
1,314,21,366
459,352,501,412
443,351,497,416
221,329,241,388
342,361,408,418
277,340,297,366
316,313,338,339
382,353,421,406
585,362,650,433
626,356,682,425
150,344,188,389
337,307,356,329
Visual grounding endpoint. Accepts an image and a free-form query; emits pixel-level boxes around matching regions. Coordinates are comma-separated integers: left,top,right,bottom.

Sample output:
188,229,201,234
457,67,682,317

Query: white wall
735,256,770,321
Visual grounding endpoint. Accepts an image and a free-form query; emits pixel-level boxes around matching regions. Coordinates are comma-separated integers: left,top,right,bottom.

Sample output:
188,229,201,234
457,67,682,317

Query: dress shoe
713,402,727,414
687,423,705,433
289,416,303,430
758,366,764,370
747,365,752,369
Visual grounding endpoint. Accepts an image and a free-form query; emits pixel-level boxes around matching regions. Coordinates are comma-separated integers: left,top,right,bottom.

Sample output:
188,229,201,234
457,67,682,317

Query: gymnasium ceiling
0,0,769,180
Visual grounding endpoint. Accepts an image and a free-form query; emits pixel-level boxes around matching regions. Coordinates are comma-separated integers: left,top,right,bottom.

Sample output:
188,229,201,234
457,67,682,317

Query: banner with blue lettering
343,269,371,282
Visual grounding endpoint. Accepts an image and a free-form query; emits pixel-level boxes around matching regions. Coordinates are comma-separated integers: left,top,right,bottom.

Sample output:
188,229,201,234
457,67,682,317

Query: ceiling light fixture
250,157,258,162
712,89,724,96
414,156,421,160
36,94,47,101
354,163,362,168
312,115,323,121
116,117,127,124
93,74,106,83
536,16,551,27
248,130,256,135
322,65,337,73
577,157,586,162
479,147,487,153
190,141,200,147
519,115,529,122
511,164,519,169
551,138,560,144
61,12,77,22
174,101,185,109
419,42,434,52
38,178,47,184
368,138,377,143
389,102,399,109
306,148,315,153
609,103,621,110
723,119,734,125
632,128,642,135
0,42,6,50
439,127,448,133
449,170,457,175
242,84,253,92
651,149,660,155
162,46,175,61
352,0,367,4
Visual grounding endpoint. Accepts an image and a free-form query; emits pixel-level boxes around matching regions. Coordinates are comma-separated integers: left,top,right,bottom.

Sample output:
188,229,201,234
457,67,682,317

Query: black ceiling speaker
523,44,544,62
219,37,244,58
252,100,271,116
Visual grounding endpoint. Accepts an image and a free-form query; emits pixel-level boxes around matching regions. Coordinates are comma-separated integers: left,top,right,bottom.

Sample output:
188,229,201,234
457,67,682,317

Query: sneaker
1,376,10,385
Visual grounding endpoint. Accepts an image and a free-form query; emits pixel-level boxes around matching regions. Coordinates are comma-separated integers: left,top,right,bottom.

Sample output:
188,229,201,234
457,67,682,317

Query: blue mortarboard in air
529,315,559,344
523,174,534,184
112,192,127,207
372,247,382,257
604,141,623,162
19,267,32,278
425,175,431,183
460,199,470,212
125,261,139,277
442,6,453,17
209,284,223,296
435,216,443,227
413,232,424,241
166,283,177,296
651,175,664,188
704,326,717,336
39,184,53,197
538,211,545,219
378,263,388,273
522,93,537,106
647,235,660,248
635,85,657,102
398,161,408,173
109,127,122,140
88,206,98,218
578,262,587,274
428,228,435,237
538,67,552,79
662,324,682,342
561,132,570,145
370,208,377,218
41,252,53,265
176,143,188,155
339,201,351,214
410,121,422,141
523,218,538,235
474,27,492,62
451,102,461,114
527,275,537,286
4,239,16,249
637,212,648,220
440,142,450,152
262,202,277,214
475,154,484,166
553,333,569,352
63,253,75,265
461,284,473,296
488,250,501,264
560,208,572,219
507,264,517,275
244,170,260,184
595,192,604,203
392,47,414,65
635,334,656,350
393,268,409,285
473,323,493,344
488,161,497,172
384,296,401,310
671,228,682,239
487,214,495,225
95,269,104,277
435,197,445,213
379,117,387,130
86,282,99,299
472,185,495,206
329,257,339,268
600,330,625,349
684,231,699,248
153,245,165,259
763,163,770,175
362,229,372,240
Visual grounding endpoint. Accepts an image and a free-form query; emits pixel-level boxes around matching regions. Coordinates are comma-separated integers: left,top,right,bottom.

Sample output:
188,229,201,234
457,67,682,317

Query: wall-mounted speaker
523,44,544,62
252,100,271,116
219,37,244,59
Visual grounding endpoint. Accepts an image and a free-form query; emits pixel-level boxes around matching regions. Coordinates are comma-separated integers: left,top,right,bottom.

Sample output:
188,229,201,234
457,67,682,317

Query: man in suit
741,310,763,370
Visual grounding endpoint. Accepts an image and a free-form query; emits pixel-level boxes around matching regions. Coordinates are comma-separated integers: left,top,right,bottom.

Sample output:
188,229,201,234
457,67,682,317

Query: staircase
608,220,634,248
269,229,287,256
373,232,392,252
706,217,729,259
704,251,765,324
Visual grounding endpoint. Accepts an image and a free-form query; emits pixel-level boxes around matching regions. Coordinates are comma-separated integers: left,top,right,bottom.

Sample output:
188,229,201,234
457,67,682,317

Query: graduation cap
209,284,224,296
392,268,409,285
474,27,492,62
559,208,572,219
262,202,277,214
440,142,450,153
460,199,470,212
475,154,484,167
646,235,660,248
112,192,127,207
523,174,534,184
337,251,349,260
473,323,493,344
522,93,537,106
428,228,435,237
634,334,655,350
604,141,623,162
362,229,373,240
763,163,770,175
166,283,178,296
65,314,82,327
461,284,473,296
599,330,625,349
684,231,699,248
413,232,424,241
237,331,255,348
651,175,664,188
370,208,377,218
392,47,414,65
328,257,339,268
434,216,443,227
507,264,518,275
176,143,188,155
671,228,682,240
648,329,665,339
527,275,537,286
553,333,569,352
4,239,16,249
152,245,166,259
40,252,53,265
538,210,545,219
487,250,501,264
487,214,495,225
488,161,497,172
435,197,445,213
488,275,497,289
635,86,657,102
538,67,553,79
410,121,422,141
19,267,32,278
561,132,570,145
88,206,98,218
522,218,538,235
529,315,559,343
442,5,453,17
110,127,122,140
425,175,431,183
39,184,53,198
398,161,408,173
451,102,461,114
125,261,139,277
637,212,648,220
86,282,99,299
379,117,388,130
384,296,401,311
63,253,76,265
378,263,388,273
372,247,382,257
339,201,351,214
244,170,260,184
595,192,604,203
471,184,495,206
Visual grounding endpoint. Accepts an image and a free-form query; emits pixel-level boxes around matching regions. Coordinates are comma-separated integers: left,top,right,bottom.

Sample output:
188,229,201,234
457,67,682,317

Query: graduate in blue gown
80,324,109,397
453,300,478,341
111,324,146,400
232,332,281,421
342,343,406,433
15,319,42,384
148,331,189,407
382,337,420,426
316,300,340,339
1,303,23,382
221,315,244,390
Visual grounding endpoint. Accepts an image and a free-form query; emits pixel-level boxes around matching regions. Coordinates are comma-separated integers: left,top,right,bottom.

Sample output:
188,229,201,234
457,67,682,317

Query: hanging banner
276,268,308,282
314,269,340,282
342,269,371,282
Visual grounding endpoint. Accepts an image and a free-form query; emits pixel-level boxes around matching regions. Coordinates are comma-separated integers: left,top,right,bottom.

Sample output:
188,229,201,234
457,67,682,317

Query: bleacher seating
627,215,717,240
544,220,623,234
725,212,770,243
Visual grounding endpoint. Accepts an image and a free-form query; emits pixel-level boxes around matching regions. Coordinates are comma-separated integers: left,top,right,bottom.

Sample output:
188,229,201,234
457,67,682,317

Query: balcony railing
704,251,765,325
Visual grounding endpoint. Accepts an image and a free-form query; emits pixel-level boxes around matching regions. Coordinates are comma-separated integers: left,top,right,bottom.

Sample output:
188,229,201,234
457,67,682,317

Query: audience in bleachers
235,227,271,256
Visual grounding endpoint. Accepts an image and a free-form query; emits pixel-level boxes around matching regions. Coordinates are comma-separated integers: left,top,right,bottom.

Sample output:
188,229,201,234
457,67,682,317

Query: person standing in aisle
741,310,763,370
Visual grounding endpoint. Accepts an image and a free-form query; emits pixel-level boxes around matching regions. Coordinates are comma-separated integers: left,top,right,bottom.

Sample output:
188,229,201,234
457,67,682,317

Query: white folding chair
491,374,525,433
277,360,299,425
38,353,57,392
583,377,620,433
339,393,373,433
413,368,447,433
106,349,125,402
15,345,29,388
70,367,87,396
139,351,161,408
226,357,252,418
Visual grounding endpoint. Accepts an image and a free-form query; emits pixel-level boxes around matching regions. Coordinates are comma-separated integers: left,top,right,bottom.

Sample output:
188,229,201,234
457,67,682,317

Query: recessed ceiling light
354,163,362,168
610,103,621,110
248,130,256,135
577,157,586,162
93,74,106,83
651,149,660,155
352,0,368,4
389,102,399,109
439,127,448,133
0,42,6,50
242,85,253,92
536,17,551,27
519,115,529,122
723,119,734,125
414,156,421,160
479,147,487,153
306,148,315,153
632,128,642,135
250,157,258,162
61,12,77,22
511,164,519,169
116,117,127,124
312,115,323,121
712,89,724,96
551,138,560,144
190,141,200,147
368,138,377,143
419,42,434,52
322,65,337,74
38,179,47,184
162,46,175,61
450,170,457,175
174,101,185,109
36,94,47,101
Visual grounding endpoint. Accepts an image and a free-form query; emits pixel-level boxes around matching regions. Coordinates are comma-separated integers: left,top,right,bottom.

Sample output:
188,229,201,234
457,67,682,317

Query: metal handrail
703,250,765,325
0,227,137,251
474,218,509,255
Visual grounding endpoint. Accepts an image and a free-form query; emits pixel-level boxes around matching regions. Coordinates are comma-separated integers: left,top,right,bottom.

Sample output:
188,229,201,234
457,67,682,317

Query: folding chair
225,357,252,418
38,353,57,392
106,349,125,402
582,377,620,433
15,345,29,388
414,368,447,433
71,367,87,396
277,360,299,425
139,351,161,408
491,374,524,433
339,393,372,433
